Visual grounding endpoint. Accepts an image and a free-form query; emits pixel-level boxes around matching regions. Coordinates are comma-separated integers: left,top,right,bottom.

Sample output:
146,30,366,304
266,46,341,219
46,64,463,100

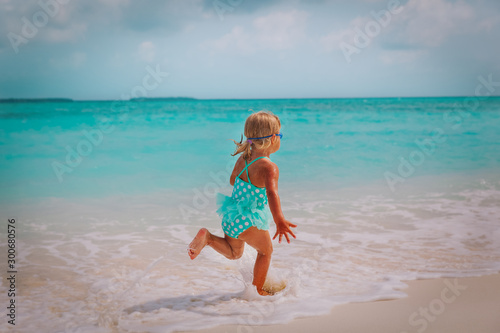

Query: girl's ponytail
231,136,252,161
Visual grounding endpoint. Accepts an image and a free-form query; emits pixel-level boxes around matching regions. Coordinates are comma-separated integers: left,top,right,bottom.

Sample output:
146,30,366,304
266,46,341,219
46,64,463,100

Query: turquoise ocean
1,97,500,332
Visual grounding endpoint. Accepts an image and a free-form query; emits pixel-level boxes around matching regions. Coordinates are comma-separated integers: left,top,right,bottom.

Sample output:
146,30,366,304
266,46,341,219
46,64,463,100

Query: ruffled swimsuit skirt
216,157,272,238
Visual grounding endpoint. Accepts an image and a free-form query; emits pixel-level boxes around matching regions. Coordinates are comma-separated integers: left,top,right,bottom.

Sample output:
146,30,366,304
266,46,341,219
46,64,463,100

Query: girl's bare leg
239,227,273,296
189,227,273,296
188,228,244,260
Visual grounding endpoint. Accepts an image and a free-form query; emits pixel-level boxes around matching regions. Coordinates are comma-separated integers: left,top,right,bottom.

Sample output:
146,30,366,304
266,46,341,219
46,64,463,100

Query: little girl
188,111,297,296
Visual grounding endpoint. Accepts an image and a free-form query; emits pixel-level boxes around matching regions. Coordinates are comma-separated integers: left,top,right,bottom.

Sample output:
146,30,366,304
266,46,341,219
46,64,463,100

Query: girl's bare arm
264,162,297,243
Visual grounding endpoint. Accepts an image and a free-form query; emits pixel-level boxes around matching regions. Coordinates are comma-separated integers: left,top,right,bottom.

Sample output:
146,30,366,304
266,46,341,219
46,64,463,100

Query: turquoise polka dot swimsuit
216,156,272,239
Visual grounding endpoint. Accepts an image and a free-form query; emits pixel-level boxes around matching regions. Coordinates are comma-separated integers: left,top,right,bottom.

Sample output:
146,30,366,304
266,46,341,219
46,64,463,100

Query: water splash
96,255,166,329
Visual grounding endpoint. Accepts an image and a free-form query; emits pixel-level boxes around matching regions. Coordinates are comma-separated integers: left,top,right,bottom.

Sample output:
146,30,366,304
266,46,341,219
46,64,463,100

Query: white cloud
319,0,499,63
0,0,14,10
477,17,499,32
319,16,368,53
0,0,87,46
253,9,309,50
202,9,309,54
208,26,254,54
389,0,476,47
138,41,156,62
320,0,500,54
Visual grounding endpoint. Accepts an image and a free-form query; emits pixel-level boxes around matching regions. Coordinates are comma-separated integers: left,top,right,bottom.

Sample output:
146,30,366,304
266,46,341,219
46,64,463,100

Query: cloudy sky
1,0,499,100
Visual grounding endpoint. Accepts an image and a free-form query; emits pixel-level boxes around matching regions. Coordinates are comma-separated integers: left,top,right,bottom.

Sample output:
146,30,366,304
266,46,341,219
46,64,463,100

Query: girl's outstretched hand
273,219,297,244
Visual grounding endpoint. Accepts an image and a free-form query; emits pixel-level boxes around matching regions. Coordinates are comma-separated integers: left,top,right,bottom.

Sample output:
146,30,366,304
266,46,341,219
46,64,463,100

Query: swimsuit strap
236,156,268,184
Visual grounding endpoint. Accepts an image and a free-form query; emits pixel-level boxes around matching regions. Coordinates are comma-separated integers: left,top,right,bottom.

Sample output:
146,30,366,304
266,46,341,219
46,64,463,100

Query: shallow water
1,97,499,332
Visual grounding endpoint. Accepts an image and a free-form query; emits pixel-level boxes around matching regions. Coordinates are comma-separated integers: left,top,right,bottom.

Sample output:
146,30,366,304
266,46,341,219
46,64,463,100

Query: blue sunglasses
247,132,283,140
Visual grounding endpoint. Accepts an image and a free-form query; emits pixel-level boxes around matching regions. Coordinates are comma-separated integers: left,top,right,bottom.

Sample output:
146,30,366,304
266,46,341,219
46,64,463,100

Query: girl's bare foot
188,228,210,260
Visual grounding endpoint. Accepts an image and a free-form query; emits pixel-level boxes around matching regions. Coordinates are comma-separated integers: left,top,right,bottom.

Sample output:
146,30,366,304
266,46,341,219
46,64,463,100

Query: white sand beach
188,273,500,333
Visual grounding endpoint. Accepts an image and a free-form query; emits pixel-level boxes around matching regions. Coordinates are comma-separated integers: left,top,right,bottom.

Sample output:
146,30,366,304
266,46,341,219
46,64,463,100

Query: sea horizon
2,95,500,103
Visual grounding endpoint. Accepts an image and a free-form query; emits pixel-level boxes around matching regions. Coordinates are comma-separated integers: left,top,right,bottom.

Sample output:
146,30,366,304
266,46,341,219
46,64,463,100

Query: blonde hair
232,110,281,161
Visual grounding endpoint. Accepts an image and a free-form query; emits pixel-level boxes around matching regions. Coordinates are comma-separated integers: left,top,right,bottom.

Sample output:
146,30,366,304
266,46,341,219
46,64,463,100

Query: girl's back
231,155,276,189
